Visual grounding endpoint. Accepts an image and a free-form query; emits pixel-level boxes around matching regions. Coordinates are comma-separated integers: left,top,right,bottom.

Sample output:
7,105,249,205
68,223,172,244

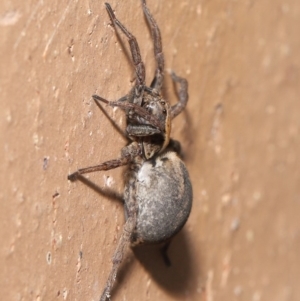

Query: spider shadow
113,232,195,297
131,230,195,294
75,174,124,203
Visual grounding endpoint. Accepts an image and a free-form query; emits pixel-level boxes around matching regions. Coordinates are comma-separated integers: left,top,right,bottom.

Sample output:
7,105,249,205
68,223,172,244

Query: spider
68,1,192,300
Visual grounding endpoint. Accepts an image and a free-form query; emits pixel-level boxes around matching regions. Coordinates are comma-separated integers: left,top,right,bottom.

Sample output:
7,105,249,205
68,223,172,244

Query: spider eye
163,109,166,114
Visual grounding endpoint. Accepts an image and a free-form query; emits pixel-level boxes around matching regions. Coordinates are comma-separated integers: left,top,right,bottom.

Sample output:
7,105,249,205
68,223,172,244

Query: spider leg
100,213,137,301
93,94,165,131
67,156,131,182
141,0,164,91
105,3,145,89
68,141,142,181
93,95,128,141
100,177,138,301
170,71,189,119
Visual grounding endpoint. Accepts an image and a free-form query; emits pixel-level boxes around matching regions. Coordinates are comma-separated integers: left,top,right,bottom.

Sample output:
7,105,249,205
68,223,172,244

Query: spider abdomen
131,151,192,244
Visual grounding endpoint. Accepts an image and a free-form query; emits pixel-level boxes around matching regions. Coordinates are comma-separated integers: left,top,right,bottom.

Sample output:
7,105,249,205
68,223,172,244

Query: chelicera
68,1,192,300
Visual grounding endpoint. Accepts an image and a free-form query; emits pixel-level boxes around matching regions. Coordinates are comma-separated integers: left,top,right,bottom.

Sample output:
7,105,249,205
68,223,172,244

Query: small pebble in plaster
234,286,243,296
0,10,21,26
43,157,49,170
32,133,39,145
196,4,202,16
10,243,15,253
262,55,271,69
146,278,152,290
76,253,82,273
280,44,290,56
62,288,68,300
221,193,231,206
246,230,254,242
5,109,12,123
15,214,22,227
17,192,25,204
52,191,60,198
221,254,231,287
46,252,52,265
206,270,214,301
231,171,240,182
253,291,262,301
230,217,240,232
265,105,275,115
281,3,290,13
104,175,114,187
52,233,63,250
253,191,261,201
210,103,223,154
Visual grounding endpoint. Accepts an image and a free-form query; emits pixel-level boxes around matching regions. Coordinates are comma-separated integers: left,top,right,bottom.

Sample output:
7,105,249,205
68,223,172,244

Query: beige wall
1,0,300,300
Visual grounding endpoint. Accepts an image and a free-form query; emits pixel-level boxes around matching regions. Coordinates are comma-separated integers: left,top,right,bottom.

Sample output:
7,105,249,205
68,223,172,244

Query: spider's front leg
92,94,165,132
141,0,165,91
105,3,145,90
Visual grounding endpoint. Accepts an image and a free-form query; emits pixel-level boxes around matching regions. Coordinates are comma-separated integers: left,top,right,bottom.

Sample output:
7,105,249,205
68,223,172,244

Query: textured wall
1,0,300,300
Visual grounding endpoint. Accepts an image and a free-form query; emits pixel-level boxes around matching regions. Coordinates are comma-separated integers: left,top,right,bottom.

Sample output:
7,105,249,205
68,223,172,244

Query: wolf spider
68,1,192,300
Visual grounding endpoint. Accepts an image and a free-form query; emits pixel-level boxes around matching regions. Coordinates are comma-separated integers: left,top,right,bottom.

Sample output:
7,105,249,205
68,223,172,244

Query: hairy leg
92,94,164,131
68,156,131,182
141,0,164,91
170,71,189,119
105,3,145,89
100,177,138,301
